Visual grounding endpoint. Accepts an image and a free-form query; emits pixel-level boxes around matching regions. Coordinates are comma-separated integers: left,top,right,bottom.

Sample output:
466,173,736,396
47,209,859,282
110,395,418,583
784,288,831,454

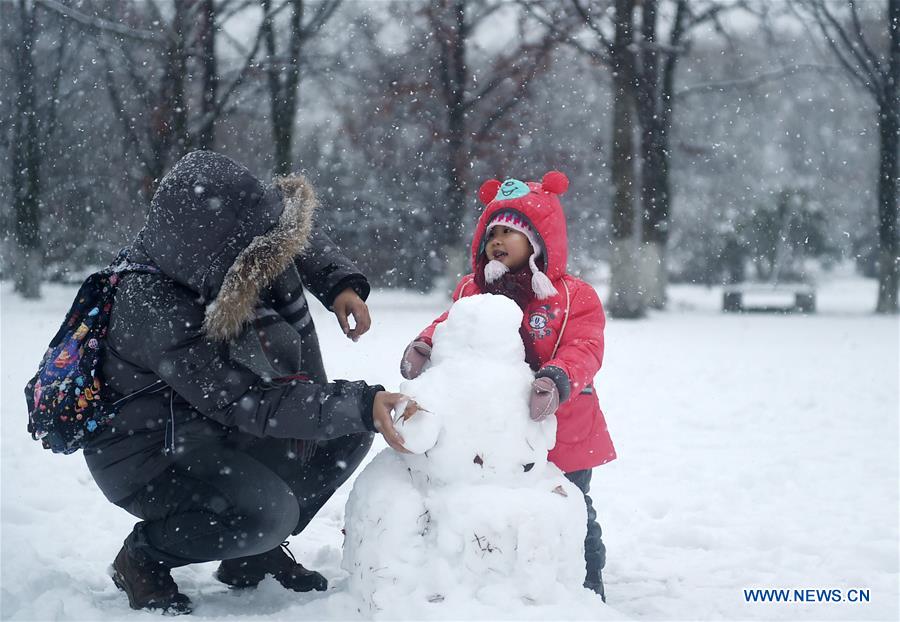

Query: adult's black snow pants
565,469,607,579
115,432,373,568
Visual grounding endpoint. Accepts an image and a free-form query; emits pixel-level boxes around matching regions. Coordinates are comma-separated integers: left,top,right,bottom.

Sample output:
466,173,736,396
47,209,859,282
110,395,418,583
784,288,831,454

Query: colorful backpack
25,252,163,454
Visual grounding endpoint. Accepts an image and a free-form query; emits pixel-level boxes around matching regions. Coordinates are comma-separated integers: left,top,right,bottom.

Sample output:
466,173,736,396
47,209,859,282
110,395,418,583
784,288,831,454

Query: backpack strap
107,248,161,277
110,379,166,408
106,251,168,417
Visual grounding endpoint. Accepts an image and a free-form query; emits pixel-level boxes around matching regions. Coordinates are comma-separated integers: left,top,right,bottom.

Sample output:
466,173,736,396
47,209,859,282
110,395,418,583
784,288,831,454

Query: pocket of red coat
553,393,596,445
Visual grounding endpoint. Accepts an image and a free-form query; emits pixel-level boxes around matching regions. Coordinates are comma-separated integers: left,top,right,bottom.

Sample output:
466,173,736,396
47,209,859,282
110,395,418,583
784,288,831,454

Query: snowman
342,294,599,616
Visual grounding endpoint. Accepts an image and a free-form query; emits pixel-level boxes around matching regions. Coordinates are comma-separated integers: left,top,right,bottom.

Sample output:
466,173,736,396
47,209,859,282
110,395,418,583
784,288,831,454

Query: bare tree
633,0,692,309
256,0,342,175
320,1,566,288
420,0,564,280
792,0,898,313
529,0,748,315
635,0,752,308
608,0,645,317
62,0,269,199
197,0,219,150
522,0,644,315
2,0,72,298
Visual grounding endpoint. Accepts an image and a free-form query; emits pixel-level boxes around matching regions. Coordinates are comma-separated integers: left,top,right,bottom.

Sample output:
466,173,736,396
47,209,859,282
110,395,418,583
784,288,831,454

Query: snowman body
342,295,588,615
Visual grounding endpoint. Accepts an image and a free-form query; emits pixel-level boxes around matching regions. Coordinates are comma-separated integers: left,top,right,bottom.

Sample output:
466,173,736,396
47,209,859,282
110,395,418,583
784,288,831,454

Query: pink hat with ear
478,171,570,299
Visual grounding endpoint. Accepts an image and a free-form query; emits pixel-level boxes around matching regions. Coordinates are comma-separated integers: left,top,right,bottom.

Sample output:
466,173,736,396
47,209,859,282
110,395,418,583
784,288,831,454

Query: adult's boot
215,542,327,593
110,546,192,615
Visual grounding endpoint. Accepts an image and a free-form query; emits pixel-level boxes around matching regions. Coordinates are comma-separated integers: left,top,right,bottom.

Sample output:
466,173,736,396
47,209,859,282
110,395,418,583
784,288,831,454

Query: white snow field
2,274,898,621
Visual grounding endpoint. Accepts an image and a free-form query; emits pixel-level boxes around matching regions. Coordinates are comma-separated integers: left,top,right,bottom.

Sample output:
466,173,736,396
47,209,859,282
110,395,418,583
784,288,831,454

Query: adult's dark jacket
85,150,381,503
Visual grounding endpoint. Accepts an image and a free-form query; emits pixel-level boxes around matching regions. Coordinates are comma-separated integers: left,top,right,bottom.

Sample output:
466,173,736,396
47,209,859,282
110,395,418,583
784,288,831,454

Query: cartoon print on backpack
25,253,161,454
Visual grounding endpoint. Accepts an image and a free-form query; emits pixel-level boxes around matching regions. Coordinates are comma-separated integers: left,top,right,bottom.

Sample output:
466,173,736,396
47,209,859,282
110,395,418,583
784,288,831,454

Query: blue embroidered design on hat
495,179,530,201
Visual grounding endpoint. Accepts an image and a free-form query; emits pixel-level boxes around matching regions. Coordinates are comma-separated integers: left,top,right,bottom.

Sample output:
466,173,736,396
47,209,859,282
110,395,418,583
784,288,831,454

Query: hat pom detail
529,253,558,299
478,179,502,205
532,271,558,299
484,259,510,283
541,171,569,195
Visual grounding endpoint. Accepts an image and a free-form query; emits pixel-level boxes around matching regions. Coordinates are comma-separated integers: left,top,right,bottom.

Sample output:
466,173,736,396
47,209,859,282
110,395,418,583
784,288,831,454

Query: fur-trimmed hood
134,150,316,341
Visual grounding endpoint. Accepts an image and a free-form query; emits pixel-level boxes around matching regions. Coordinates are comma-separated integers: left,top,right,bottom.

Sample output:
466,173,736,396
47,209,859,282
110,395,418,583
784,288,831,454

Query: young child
400,171,616,601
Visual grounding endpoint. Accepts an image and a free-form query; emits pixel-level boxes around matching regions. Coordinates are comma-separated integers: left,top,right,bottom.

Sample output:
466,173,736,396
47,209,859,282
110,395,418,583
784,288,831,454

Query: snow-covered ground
2,274,898,621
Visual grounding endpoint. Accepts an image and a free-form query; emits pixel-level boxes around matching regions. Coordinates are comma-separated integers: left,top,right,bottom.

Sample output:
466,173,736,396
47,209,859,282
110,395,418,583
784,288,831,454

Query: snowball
394,400,442,454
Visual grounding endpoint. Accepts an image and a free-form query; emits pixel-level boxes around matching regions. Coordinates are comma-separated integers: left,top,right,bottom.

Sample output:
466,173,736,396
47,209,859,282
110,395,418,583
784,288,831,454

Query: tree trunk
444,111,467,241
438,0,470,286
148,1,190,191
875,0,899,313
607,0,644,318
197,0,218,151
167,1,189,154
635,0,667,309
636,0,687,309
638,133,671,309
11,0,42,299
267,0,305,176
874,97,899,313
272,99,295,176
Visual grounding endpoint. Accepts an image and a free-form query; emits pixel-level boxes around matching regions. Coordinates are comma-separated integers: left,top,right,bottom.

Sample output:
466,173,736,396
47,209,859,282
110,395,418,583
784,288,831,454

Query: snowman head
400,294,557,485
430,294,525,366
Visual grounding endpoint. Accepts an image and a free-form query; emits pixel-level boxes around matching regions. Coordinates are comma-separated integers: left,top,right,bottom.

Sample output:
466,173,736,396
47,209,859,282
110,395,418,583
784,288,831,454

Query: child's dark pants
115,432,372,567
565,469,606,588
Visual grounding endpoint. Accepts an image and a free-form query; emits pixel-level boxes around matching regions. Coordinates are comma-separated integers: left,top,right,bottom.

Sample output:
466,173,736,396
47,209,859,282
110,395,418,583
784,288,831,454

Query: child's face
485,226,533,272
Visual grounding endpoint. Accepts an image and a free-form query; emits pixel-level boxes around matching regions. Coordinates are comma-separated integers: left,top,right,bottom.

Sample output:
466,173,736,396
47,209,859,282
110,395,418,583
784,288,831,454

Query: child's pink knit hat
484,211,557,299
472,171,570,300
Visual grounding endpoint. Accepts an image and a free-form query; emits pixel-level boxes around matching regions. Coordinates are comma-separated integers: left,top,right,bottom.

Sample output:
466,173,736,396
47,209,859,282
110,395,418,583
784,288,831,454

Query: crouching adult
86,151,409,614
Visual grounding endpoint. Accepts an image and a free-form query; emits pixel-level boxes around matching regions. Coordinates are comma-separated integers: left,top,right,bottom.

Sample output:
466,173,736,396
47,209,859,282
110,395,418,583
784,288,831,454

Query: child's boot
584,569,606,602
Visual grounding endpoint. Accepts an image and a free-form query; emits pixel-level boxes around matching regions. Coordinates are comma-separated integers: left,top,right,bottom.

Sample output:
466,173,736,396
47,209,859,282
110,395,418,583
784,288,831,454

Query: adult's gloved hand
400,340,432,380
529,376,560,421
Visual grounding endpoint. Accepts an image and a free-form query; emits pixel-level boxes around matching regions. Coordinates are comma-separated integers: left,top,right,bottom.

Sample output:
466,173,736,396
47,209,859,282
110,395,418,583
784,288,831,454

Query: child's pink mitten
400,340,432,379
529,376,560,421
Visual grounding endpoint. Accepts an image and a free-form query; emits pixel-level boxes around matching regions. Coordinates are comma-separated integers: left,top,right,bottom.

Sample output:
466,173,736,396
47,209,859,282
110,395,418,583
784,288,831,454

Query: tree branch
474,38,556,141
34,0,162,43
468,1,506,29
302,0,342,39
814,0,884,91
520,0,611,65
218,0,258,23
193,10,270,139
674,62,847,99
571,0,614,49
97,44,148,168
848,0,887,82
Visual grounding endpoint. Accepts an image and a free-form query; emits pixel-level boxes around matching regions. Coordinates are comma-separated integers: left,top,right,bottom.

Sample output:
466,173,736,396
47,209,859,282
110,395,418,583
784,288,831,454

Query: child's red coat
415,176,616,473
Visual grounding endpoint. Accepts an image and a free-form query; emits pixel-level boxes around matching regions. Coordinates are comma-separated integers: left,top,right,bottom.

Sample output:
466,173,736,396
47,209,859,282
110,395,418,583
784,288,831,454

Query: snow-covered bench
722,283,816,313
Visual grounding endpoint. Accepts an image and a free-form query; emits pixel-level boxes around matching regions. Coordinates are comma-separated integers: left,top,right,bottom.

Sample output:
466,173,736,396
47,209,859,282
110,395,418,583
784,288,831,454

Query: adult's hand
372,392,418,453
333,288,371,342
